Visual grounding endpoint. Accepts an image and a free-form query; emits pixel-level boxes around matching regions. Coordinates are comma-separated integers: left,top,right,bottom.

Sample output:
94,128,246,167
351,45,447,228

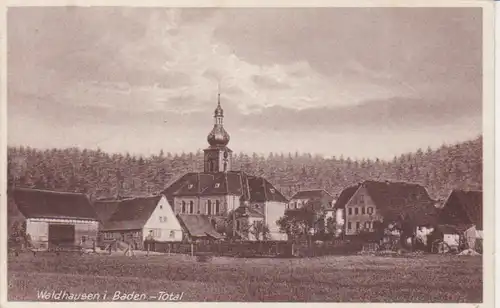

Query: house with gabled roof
161,96,288,241
176,214,224,241
436,189,482,231
9,187,99,250
324,185,359,235
288,189,335,211
94,194,183,249
436,189,483,250
333,180,438,236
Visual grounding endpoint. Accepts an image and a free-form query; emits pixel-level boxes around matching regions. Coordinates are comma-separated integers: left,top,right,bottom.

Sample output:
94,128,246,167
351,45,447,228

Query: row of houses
288,183,483,248
7,181,482,251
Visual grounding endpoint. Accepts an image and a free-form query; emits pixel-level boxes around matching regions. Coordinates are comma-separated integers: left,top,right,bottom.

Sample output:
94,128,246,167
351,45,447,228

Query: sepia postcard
0,0,496,307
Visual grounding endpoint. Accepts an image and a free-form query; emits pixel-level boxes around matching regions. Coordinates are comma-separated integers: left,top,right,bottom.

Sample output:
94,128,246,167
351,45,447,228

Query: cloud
230,95,481,133
7,7,483,158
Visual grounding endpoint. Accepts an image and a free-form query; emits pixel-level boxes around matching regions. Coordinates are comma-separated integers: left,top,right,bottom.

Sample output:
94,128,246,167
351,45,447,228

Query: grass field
8,252,482,302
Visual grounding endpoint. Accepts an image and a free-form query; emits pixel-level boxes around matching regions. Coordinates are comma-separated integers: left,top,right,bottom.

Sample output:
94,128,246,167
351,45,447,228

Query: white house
95,194,183,249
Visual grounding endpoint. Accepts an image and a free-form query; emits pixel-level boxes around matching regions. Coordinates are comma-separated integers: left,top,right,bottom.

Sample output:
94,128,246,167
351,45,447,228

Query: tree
249,220,270,241
276,206,317,242
220,210,251,241
5,136,482,201
326,216,337,237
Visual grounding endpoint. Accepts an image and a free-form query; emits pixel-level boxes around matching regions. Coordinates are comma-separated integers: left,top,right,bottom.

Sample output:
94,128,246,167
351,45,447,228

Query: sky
7,7,483,160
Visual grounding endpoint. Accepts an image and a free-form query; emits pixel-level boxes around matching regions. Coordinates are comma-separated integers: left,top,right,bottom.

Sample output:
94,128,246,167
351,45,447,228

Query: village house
333,180,438,236
162,96,288,241
435,189,483,250
287,189,335,211
94,195,183,250
176,214,225,242
324,185,359,236
10,187,99,250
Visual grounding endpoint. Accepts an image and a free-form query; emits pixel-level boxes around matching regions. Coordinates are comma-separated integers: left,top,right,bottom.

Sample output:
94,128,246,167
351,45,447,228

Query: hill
7,136,482,201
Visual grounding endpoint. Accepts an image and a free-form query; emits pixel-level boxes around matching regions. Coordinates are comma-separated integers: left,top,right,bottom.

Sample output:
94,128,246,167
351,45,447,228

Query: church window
215,200,220,214
181,201,186,213
189,201,194,214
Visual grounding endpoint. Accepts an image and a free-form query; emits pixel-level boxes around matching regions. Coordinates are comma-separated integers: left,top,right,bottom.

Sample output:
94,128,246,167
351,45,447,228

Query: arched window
189,201,194,214
207,200,212,215
215,200,220,214
181,201,186,213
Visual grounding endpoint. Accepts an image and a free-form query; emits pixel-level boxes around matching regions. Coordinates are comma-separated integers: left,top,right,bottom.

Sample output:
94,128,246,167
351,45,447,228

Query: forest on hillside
7,136,482,201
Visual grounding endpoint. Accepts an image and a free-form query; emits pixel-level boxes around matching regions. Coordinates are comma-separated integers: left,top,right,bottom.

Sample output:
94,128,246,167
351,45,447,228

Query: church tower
204,93,232,173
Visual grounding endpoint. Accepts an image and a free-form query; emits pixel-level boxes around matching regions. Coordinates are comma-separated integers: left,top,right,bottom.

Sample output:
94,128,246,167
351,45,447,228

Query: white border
0,1,495,308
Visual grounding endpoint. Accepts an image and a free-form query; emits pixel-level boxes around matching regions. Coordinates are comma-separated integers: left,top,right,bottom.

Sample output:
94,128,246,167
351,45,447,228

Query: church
162,94,288,241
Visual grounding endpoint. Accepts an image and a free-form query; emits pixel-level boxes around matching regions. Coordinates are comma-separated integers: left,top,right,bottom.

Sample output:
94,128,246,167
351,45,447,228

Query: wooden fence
147,239,364,258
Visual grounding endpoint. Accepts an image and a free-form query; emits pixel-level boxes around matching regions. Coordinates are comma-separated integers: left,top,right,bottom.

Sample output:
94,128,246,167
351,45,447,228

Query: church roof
162,171,288,204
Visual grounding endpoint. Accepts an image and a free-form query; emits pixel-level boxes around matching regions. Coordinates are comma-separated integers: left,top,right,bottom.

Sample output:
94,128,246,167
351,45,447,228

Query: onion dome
207,125,230,147
207,97,230,147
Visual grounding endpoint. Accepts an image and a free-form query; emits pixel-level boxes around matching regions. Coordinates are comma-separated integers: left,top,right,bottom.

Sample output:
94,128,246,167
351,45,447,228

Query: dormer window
215,183,220,188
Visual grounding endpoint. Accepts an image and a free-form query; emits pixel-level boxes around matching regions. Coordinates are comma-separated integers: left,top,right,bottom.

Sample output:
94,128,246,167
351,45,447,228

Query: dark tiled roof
291,189,333,200
10,187,98,220
247,176,288,203
101,195,162,231
234,205,265,218
162,171,287,203
442,190,483,230
362,180,438,226
177,214,224,239
93,200,121,223
333,185,360,210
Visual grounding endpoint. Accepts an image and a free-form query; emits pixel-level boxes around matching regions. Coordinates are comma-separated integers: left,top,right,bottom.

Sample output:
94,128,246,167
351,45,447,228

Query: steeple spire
218,82,221,106
207,86,229,147
204,84,232,173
